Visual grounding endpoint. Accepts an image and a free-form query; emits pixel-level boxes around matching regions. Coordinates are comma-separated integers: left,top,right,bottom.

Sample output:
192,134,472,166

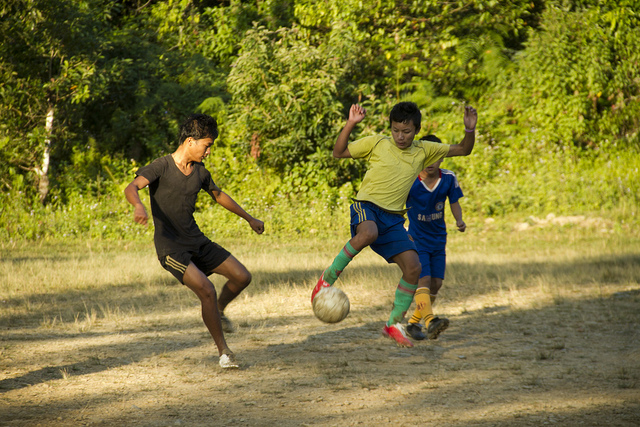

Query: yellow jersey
348,135,449,213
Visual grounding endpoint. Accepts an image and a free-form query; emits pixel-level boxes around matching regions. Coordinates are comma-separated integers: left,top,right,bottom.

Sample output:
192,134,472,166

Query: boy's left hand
463,106,477,130
457,220,466,232
249,218,265,234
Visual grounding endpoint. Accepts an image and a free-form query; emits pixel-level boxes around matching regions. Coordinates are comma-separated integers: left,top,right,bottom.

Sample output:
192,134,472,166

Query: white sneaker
219,353,240,369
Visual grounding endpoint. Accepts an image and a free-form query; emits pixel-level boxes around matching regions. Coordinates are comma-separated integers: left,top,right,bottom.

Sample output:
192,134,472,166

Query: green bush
3,135,637,244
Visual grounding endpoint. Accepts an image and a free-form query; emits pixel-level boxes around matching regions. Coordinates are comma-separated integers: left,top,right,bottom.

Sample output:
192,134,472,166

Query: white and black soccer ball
312,286,350,323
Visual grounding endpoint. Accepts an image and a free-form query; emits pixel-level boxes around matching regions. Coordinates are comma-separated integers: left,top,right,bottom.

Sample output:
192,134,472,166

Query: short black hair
389,102,421,131
420,134,442,143
179,113,218,144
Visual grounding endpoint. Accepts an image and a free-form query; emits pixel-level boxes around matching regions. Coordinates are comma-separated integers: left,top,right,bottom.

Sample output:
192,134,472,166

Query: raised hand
464,106,477,131
348,104,366,124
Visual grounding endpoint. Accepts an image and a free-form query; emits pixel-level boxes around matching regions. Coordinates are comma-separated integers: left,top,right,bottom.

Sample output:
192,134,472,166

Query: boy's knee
193,282,217,302
403,260,422,281
227,267,251,290
409,264,422,279
238,270,252,287
183,264,219,299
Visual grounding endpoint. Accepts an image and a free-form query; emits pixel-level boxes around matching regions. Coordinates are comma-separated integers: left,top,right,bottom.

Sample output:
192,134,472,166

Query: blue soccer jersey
406,169,464,251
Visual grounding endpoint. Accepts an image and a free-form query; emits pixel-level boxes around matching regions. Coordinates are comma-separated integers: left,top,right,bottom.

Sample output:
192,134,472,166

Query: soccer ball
312,286,350,323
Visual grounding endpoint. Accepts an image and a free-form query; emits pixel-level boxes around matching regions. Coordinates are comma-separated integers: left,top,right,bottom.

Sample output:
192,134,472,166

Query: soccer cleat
219,353,240,369
220,314,235,333
426,317,449,340
311,271,331,303
406,322,427,340
382,323,414,347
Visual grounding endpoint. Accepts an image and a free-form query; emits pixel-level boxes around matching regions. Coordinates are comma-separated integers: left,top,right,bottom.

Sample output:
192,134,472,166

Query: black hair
420,134,442,143
389,101,421,131
178,113,218,144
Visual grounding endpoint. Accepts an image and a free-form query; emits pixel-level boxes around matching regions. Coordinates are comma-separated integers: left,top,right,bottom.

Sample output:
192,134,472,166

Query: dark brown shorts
159,241,231,283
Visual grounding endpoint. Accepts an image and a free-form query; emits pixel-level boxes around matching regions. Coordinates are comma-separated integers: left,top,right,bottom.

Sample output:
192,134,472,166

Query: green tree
486,1,640,149
226,24,363,187
292,0,540,103
0,0,111,202
0,0,231,204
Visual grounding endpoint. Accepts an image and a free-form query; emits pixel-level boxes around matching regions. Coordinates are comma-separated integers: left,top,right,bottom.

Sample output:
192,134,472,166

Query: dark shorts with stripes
159,241,231,284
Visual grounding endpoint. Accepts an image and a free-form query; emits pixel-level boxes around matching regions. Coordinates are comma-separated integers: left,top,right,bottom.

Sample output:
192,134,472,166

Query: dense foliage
1,0,638,241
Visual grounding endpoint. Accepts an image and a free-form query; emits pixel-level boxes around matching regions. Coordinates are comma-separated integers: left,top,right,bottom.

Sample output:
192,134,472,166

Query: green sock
324,242,359,285
387,279,418,326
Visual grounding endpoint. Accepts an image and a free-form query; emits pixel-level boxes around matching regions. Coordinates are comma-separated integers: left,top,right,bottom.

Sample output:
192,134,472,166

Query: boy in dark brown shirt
125,113,264,369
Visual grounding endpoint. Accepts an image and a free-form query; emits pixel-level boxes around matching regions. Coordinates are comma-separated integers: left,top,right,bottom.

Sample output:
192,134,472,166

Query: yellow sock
430,294,437,305
408,288,434,326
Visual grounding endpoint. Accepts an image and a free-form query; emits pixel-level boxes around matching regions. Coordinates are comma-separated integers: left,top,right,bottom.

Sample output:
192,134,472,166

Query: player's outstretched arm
447,106,478,157
333,104,366,159
450,201,466,232
213,190,265,234
124,176,150,226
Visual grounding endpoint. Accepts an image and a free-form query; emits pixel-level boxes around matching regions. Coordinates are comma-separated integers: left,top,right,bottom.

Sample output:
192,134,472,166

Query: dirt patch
2,235,640,426
2,283,639,426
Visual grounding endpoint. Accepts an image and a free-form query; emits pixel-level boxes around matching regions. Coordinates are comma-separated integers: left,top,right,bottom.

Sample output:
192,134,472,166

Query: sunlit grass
1,224,638,426
2,225,639,328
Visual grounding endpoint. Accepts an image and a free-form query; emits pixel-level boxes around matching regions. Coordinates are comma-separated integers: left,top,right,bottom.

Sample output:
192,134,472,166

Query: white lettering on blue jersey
406,169,464,250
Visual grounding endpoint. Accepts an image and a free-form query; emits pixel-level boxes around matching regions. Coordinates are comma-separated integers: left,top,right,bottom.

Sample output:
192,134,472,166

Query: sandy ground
1,276,639,427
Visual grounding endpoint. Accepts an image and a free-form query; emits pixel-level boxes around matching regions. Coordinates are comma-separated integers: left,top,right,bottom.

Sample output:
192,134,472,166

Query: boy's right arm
333,104,366,158
124,176,151,226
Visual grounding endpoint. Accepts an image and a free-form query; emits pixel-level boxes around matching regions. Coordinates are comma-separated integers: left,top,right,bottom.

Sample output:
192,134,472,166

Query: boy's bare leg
182,262,231,356
430,277,443,304
214,255,252,313
350,220,379,251
391,250,421,285
419,275,431,290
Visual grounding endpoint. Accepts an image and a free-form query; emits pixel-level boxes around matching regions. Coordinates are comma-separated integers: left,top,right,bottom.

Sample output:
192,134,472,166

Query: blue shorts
417,247,446,280
350,201,416,263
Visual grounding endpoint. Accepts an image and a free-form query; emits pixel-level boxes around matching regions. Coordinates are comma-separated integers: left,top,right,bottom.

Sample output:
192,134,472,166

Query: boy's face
425,158,443,175
188,137,215,161
390,120,418,149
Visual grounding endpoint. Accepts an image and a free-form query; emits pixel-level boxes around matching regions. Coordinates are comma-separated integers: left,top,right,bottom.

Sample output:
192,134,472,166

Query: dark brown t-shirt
135,155,220,257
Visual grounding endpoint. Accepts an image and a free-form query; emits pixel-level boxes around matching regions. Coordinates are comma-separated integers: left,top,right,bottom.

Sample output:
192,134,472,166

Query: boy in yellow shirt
311,102,477,347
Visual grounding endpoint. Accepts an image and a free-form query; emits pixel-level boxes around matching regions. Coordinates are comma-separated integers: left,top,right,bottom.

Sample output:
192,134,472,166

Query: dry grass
1,224,639,426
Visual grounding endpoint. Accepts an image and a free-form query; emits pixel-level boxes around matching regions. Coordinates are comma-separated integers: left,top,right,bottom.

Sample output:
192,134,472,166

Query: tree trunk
37,104,54,204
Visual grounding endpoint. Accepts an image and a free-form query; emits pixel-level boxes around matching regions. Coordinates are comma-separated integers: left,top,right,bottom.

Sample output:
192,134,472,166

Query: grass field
1,218,639,426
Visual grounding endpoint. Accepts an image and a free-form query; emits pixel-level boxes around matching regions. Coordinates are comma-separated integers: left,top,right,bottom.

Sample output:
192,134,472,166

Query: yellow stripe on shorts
354,202,367,224
166,255,187,274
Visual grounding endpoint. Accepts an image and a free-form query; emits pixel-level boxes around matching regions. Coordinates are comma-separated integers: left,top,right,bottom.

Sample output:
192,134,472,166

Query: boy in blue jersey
311,102,477,347
405,135,466,341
